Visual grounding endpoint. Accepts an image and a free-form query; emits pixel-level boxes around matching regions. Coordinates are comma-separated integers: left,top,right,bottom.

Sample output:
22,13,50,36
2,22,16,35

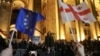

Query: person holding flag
9,7,44,47
58,0,86,56
0,34,13,56
0,7,44,56
7,7,44,45
0,45,13,56
75,42,85,56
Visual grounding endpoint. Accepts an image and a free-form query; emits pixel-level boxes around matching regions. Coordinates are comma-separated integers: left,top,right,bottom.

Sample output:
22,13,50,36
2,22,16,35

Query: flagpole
59,0,76,42
63,10,76,42
75,0,81,41
35,28,44,34
9,30,15,46
64,5,76,42
68,22,76,42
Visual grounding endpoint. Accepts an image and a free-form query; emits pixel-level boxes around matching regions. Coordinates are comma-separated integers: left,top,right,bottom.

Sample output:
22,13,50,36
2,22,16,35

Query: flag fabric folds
15,8,44,36
58,0,75,23
58,0,96,24
74,2,96,23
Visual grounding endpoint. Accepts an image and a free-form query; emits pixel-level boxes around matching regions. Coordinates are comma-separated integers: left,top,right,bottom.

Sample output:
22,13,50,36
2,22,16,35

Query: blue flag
15,8,44,36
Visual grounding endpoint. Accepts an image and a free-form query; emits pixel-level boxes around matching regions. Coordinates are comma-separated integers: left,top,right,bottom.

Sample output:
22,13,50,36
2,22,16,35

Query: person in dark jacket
45,31,54,48
44,31,54,56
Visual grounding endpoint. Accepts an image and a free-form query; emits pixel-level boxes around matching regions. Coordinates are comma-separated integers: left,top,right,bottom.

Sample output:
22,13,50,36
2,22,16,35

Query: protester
44,31,54,49
0,35,13,56
44,31,55,56
0,45,13,56
75,42,85,56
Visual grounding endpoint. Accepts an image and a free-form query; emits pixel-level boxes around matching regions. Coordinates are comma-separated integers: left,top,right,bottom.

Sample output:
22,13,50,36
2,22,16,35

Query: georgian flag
74,2,96,23
58,0,96,24
58,0,75,23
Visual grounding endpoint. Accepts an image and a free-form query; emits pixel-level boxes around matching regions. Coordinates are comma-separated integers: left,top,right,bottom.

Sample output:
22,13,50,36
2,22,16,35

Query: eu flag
15,8,44,36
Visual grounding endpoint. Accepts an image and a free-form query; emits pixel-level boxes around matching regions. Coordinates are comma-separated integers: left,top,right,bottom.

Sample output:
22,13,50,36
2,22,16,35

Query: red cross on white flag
74,2,96,23
58,0,75,23
58,0,96,24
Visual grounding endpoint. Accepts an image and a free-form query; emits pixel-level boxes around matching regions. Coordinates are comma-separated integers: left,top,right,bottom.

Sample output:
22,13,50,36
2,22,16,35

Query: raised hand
75,42,85,56
0,45,13,56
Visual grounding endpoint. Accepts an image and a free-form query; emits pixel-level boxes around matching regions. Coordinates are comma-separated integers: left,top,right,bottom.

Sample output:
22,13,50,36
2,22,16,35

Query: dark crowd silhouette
0,33,100,56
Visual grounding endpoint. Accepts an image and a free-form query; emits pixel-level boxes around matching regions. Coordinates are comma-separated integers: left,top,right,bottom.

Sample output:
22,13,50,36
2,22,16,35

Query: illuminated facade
0,0,100,42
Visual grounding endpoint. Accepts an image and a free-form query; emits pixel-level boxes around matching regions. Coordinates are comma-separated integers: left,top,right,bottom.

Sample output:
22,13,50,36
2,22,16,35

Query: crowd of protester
1,32,100,56
11,39,83,56
81,39,100,56
11,39,100,56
